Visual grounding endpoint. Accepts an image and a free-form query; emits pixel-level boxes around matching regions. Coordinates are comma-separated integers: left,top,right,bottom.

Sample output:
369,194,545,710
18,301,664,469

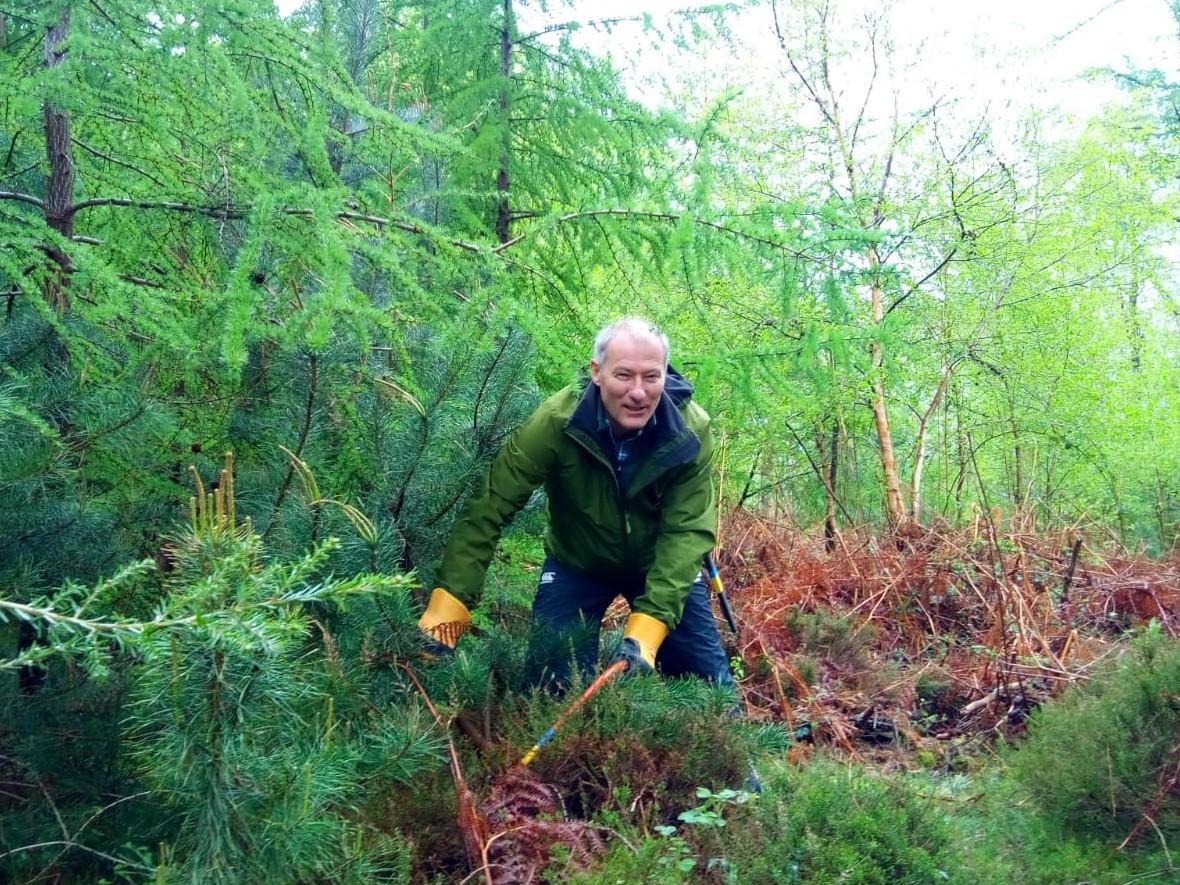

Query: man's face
590,333,667,435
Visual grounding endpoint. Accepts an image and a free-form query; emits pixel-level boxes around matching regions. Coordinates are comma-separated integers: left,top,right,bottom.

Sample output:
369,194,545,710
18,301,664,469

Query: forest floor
418,513,1180,882
707,510,1180,767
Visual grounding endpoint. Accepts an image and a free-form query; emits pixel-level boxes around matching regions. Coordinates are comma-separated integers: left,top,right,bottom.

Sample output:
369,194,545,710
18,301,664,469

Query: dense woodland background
1,0,1179,882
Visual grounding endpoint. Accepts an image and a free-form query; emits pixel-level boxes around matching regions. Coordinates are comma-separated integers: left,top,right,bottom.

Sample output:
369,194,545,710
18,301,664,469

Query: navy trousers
527,555,735,691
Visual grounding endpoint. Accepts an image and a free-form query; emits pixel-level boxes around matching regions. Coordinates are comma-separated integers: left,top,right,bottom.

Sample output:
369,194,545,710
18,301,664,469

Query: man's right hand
417,587,472,657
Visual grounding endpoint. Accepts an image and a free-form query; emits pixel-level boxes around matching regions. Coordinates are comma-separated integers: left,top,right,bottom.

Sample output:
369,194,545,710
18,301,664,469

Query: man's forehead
602,332,666,364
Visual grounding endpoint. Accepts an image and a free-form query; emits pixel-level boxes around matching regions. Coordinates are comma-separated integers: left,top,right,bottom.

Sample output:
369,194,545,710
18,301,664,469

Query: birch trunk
910,363,954,522
868,259,906,528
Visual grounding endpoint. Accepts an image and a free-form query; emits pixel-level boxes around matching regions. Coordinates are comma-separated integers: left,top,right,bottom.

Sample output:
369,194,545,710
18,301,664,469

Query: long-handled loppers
703,551,739,635
520,555,737,767
518,660,627,766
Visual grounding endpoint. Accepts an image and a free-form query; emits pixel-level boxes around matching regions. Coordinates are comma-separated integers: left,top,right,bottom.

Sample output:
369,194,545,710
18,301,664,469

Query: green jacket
435,368,716,629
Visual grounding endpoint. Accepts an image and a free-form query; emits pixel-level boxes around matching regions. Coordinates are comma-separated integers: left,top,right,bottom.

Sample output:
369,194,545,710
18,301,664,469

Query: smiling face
590,331,667,436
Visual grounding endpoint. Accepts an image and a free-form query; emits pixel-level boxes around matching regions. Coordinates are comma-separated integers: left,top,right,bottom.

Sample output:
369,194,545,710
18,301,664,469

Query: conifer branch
0,553,409,671
71,137,166,187
514,5,736,43
0,597,194,644
0,190,44,208
13,194,819,262
55,197,486,252
266,354,318,540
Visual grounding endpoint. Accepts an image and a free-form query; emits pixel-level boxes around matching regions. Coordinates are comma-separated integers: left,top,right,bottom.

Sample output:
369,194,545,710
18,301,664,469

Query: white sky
273,0,1179,135
566,0,1177,129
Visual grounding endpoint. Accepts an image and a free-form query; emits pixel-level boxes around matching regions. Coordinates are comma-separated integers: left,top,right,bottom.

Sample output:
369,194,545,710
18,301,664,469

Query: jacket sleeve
434,401,559,608
631,417,717,629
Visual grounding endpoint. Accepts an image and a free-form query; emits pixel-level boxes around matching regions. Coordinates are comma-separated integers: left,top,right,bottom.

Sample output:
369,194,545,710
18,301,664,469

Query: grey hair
591,317,670,366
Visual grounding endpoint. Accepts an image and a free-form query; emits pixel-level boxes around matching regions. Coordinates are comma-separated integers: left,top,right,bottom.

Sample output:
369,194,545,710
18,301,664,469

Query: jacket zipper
566,423,696,564
567,431,631,562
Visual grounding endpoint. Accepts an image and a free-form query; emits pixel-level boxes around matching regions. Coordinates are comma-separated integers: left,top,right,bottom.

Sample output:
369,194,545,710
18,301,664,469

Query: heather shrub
949,771,1171,885
1004,623,1180,845
568,758,959,884
498,672,788,819
730,759,957,884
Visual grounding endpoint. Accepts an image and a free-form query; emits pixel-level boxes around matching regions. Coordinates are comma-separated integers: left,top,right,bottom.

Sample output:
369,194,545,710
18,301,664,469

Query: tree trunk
821,421,839,551
495,0,512,244
952,407,968,514
43,5,73,240
42,4,74,313
910,362,954,523
1127,273,1143,371
868,259,906,528
1013,442,1024,509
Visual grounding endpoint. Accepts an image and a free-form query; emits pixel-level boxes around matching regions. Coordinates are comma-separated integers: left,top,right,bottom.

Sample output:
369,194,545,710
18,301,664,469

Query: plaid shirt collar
597,398,657,465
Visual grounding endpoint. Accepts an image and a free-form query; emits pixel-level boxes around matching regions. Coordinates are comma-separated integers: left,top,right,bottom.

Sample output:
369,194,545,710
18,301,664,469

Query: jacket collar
565,366,700,492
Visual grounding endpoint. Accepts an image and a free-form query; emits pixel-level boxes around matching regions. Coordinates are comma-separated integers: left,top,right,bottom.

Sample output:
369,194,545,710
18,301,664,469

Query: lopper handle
519,660,627,766
703,552,739,635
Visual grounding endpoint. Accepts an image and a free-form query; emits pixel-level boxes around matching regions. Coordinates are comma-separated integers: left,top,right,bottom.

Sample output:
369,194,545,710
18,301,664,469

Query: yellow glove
417,587,472,654
612,612,669,673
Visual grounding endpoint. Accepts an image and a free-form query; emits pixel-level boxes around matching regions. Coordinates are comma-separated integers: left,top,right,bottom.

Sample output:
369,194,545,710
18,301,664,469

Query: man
418,317,732,689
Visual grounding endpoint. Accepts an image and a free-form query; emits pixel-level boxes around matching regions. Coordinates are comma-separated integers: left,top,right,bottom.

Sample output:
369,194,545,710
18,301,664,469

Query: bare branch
848,12,880,159
884,246,958,316
770,0,787,51
2,162,40,183
1,840,152,871
1052,0,1129,44
0,190,44,208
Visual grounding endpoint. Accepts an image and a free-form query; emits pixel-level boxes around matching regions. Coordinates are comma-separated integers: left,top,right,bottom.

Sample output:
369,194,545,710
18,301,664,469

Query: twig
1062,538,1083,602
1118,740,1180,854
0,841,154,872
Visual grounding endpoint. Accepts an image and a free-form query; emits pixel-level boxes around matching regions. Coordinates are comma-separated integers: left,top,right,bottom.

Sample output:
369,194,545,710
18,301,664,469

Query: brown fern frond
480,766,606,884
485,766,561,825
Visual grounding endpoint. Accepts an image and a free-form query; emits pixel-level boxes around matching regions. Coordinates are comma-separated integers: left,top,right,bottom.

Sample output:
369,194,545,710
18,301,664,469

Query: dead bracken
713,510,1179,761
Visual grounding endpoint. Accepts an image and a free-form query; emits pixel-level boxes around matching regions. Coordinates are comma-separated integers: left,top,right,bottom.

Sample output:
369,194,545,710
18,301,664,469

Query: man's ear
589,360,602,386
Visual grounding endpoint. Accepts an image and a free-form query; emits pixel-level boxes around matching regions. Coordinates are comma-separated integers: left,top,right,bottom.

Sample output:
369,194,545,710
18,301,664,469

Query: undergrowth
561,628,1180,884
5,490,1180,884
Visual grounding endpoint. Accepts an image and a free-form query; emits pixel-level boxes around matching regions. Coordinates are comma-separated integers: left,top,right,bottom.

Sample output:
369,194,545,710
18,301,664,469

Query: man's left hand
611,637,654,674
610,612,668,674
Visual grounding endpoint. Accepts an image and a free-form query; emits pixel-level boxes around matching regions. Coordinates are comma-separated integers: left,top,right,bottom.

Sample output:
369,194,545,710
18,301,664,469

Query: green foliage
124,538,431,882
569,759,959,885
3,0,1180,880
1004,624,1180,845
568,750,1178,884
1,469,441,882
947,770,1172,885
451,665,790,836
